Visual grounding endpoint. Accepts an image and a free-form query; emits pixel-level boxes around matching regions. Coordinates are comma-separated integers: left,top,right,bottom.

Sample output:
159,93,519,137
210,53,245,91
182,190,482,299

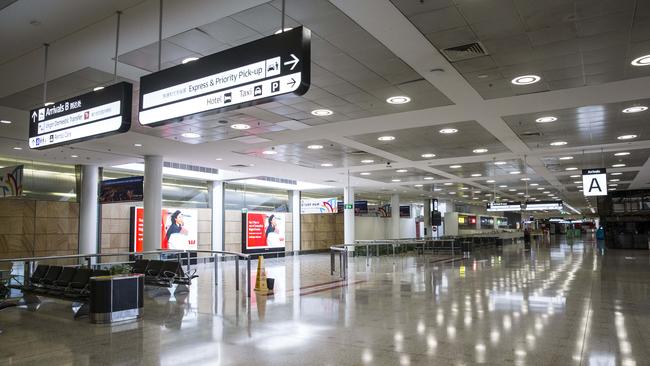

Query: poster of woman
162,208,198,250
245,212,285,251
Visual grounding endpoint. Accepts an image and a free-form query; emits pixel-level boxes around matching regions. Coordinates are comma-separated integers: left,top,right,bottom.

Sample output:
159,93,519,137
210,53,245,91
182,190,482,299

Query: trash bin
266,278,275,291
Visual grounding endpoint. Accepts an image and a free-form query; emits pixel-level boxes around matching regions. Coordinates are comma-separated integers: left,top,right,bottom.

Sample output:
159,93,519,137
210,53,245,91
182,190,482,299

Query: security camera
386,162,392,167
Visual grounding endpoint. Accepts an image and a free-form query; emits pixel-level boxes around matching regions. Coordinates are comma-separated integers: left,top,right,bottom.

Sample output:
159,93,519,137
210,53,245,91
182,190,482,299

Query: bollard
235,257,240,291
246,257,251,298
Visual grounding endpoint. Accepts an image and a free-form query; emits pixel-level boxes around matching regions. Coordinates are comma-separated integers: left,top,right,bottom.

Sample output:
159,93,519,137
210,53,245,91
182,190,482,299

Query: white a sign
582,168,607,196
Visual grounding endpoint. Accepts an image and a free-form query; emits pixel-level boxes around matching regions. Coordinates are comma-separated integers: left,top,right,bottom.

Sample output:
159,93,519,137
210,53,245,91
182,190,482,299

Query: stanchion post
246,257,251,298
23,260,32,286
330,250,334,275
85,257,92,269
186,251,191,274
235,256,240,291
214,254,218,286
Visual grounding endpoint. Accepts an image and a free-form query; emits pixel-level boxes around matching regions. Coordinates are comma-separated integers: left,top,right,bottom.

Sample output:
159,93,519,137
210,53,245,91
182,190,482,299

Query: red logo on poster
84,111,90,120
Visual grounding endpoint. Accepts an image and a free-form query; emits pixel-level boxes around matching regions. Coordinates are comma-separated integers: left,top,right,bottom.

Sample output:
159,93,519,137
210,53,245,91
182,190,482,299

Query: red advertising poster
245,212,285,252
131,207,198,252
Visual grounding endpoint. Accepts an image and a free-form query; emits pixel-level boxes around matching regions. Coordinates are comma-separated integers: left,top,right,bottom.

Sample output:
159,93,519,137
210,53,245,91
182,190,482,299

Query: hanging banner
139,27,311,126
582,168,607,196
487,202,522,211
301,197,338,214
0,165,23,197
28,82,132,149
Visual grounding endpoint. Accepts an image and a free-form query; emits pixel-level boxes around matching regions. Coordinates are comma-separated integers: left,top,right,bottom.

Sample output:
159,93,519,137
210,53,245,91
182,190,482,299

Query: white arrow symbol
31,111,37,122
284,54,299,70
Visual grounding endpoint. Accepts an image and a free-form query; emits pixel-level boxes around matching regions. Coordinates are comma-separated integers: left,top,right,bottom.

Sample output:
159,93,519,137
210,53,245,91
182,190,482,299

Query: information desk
89,274,144,324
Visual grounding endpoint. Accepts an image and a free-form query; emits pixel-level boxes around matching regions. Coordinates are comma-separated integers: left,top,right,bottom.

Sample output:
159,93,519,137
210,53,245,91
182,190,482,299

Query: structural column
143,155,163,252
344,186,355,245
289,190,301,252
391,194,400,239
209,180,225,251
78,165,99,257
423,199,432,238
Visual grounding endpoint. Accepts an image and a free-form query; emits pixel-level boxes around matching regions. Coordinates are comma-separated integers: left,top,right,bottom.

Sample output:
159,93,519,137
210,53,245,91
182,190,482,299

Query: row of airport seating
14,265,110,301
131,259,198,287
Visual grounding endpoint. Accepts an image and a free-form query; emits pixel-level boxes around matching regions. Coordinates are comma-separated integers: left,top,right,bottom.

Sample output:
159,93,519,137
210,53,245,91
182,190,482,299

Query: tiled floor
1,235,649,365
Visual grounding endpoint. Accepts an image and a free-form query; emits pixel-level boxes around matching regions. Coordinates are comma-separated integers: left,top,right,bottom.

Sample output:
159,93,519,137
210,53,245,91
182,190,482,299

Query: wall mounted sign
129,207,198,252
242,212,286,254
99,176,144,204
29,82,132,149
524,201,563,211
301,197,338,214
582,168,607,196
139,27,311,126
487,202,522,211
0,165,23,197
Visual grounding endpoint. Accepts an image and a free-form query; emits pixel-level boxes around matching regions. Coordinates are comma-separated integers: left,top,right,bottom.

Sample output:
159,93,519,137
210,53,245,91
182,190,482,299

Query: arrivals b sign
582,168,607,196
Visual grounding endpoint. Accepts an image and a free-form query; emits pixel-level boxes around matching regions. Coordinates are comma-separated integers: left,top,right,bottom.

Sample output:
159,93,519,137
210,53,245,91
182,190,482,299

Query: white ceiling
1,0,650,211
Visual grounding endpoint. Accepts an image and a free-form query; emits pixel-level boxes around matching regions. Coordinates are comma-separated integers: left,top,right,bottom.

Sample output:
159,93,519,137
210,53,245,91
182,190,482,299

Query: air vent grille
441,42,488,62
521,131,542,137
164,161,218,174
229,164,250,168
256,176,297,185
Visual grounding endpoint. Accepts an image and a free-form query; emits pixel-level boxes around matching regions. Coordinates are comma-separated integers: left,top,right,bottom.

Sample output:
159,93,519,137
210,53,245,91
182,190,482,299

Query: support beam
391,194,400,239
344,187,355,246
143,155,163,252
209,180,224,251
290,190,301,252
78,165,99,259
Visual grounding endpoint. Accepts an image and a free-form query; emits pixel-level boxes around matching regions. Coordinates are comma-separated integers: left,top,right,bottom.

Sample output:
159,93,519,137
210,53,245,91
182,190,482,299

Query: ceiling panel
391,0,650,99
346,120,510,160
352,168,445,184
431,159,536,178
503,98,650,150
235,139,388,169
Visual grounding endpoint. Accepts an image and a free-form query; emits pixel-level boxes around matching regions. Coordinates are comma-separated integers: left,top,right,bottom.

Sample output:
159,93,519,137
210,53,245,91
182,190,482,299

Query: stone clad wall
224,210,293,253
300,213,343,251
0,199,79,259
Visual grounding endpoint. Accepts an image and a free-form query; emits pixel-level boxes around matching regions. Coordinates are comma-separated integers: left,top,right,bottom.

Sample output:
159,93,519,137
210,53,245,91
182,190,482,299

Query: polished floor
1,236,649,365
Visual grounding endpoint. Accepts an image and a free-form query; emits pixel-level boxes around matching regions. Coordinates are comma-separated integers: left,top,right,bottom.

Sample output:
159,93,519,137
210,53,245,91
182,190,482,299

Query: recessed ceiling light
215,158,223,161
559,156,573,160
612,163,626,168
391,179,401,182
421,153,436,158
610,179,620,182
550,141,567,146
535,116,557,123
320,163,333,167
444,182,453,186
509,171,521,175
508,188,517,192
70,154,79,158
617,134,637,140
473,148,488,153
134,143,142,147
439,128,458,134
511,74,541,85
471,173,482,177
378,136,395,141
530,183,539,186
307,144,323,150
631,55,650,66
424,177,434,180
181,132,201,138
12,147,22,150
614,152,630,156
608,184,618,187
450,165,462,169
182,57,199,64
274,27,293,34
611,172,623,176
386,96,411,104
0,120,11,124
517,192,525,195
494,161,507,165
460,187,469,190
262,150,277,155
231,123,251,130
311,109,333,116
499,185,507,188
360,159,374,164
486,180,495,183
44,102,53,106
414,184,423,187
360,172,371,176
520,177,530,181
93,86,104,91
622,106,647,113
570,174,580,178
573,181,582,184
396,169,408,173
543,191,550,194
449,191,456,194
537,187,544,190
434,188,442,191
565,167,578,171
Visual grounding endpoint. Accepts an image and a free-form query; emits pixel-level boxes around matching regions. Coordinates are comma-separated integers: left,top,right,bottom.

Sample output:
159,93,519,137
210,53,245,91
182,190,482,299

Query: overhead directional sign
582,168,607,196
28,82,133,149
138,27,311,126
487,202,522,211
524,201,563,211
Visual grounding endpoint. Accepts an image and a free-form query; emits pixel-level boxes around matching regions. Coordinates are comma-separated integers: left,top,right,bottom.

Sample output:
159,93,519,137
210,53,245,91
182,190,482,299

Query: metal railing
0,248,253,298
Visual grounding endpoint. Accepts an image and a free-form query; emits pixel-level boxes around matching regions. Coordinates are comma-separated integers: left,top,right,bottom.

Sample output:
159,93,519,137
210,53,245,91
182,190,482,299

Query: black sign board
138,27,311,126
28,82,132,149
100,176,144,204
487,201,522,211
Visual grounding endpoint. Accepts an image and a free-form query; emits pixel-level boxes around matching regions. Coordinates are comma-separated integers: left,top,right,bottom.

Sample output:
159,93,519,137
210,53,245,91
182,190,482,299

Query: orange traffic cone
254,255,271,295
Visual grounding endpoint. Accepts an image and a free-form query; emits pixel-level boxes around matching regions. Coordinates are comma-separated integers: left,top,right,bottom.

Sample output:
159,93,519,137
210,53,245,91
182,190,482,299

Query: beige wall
0,199,79,259
301,213,343,251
